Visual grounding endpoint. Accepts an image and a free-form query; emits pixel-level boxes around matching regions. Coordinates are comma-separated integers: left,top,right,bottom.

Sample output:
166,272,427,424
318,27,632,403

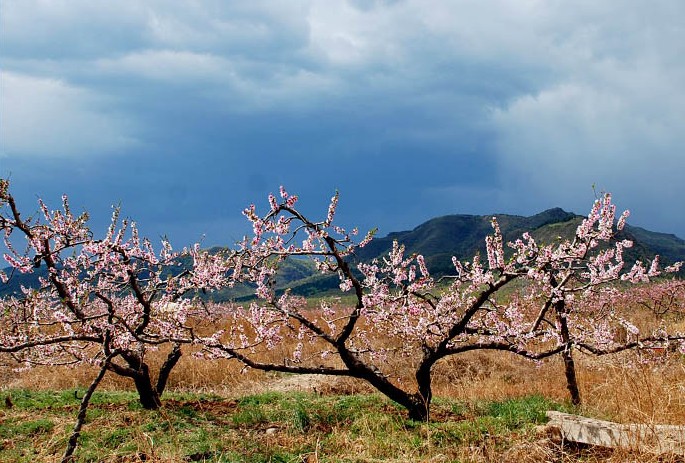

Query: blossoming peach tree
0,179,236,460
0,179,230,409
197,187,683,421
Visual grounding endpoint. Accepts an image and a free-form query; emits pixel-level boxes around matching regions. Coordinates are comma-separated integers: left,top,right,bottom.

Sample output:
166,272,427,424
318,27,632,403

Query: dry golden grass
3,294,685,462
5,343,685,426
4,350,685,462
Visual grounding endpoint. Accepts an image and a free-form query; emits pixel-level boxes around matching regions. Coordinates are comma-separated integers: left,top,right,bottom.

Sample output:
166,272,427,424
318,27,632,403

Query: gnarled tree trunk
557,308,581,406
108,345,183,410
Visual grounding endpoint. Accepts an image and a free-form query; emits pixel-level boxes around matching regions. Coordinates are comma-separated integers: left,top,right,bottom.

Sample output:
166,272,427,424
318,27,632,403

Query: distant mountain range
2,208,684,299
223,207,684,299
353,208,685,276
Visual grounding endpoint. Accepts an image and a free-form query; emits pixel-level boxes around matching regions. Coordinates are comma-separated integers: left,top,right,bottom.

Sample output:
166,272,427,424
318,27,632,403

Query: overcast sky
1,0,684,248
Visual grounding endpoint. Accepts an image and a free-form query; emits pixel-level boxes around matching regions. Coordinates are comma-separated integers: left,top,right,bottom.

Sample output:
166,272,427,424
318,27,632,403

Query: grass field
3,349,685,462
0,389,569,462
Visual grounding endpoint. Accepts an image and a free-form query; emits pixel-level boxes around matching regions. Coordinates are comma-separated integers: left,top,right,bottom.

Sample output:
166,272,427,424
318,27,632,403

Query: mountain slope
352,208,684,276
2,208,683,299
352,208,577,275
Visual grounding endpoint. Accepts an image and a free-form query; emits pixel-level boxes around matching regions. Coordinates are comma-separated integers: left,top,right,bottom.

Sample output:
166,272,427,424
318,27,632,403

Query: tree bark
113,351,163,410
335,345,430,421
562,347,581,406
407,395,430,422
556,306,581,406
62,356,111,463
132,362,162,410
410,353,434,421
156,343,182,396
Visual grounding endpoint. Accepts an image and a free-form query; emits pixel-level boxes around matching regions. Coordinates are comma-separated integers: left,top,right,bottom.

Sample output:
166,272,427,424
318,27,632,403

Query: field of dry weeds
3,344,685,462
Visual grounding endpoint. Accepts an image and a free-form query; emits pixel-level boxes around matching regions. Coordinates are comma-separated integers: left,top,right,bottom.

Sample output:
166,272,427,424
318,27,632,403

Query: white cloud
141,2,310,51
93,49,341,112
0,71,138,157
3,1,558,118
2,0,684,236
95,50,232,84
489,54,685,231
0,1,149,59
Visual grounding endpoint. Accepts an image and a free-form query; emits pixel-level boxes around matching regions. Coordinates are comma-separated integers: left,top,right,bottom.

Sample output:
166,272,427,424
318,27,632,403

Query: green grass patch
0,418,54,439
484,394,563,429
0,388,571,462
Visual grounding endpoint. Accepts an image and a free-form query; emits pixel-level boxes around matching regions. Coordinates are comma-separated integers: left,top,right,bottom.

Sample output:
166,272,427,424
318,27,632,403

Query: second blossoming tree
198,187,683,421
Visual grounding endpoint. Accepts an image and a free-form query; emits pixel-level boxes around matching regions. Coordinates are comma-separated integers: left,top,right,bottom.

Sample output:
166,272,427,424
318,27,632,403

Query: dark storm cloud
1,0,684,245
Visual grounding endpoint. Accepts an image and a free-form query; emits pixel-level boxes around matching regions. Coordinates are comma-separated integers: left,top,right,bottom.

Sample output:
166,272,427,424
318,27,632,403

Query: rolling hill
351,208,685,276
2,208,684,299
